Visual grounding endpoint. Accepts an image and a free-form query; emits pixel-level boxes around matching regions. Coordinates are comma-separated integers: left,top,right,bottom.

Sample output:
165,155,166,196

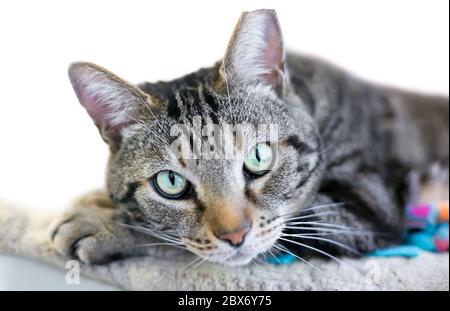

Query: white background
0,0,448,291
0,0,449,212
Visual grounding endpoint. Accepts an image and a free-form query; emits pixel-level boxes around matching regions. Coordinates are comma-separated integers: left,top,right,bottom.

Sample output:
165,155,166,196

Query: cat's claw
50,191,135,264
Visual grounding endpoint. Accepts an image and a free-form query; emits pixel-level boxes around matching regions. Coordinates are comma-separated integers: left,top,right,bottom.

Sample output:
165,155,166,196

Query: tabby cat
51,9,449,266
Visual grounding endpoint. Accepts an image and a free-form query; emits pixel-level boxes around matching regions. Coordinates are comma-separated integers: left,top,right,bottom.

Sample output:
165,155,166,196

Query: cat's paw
50,191,135,264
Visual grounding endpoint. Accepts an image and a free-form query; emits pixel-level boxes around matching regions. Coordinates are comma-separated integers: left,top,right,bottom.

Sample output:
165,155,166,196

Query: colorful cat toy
267,200,449,263
371,200,449,257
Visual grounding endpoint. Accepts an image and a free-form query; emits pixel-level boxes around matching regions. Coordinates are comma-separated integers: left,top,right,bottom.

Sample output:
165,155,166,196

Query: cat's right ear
68,62,156,146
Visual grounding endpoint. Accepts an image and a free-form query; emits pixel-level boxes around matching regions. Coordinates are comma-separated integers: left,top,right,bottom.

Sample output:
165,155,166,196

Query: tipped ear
68,62,153,145
220,9,286,94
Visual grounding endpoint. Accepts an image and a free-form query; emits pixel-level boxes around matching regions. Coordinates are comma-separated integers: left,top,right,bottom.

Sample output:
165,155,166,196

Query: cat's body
282,53,448,255
50,10,449,265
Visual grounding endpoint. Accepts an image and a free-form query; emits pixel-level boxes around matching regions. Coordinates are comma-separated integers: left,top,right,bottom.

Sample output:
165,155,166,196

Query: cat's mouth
184,232,281,266
180,212,285,266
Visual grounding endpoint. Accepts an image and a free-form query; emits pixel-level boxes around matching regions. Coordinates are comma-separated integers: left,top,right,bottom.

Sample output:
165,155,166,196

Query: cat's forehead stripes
280,135,319,155
138,67,226,124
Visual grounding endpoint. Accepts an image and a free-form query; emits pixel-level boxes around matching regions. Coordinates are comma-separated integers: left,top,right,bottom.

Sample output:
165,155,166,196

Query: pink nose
216,222,252,247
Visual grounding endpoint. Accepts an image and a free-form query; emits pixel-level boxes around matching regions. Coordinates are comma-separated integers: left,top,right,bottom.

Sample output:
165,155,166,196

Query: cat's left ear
219,9,287,95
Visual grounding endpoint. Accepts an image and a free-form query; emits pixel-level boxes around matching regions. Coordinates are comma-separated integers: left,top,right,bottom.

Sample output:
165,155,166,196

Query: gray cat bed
0,201,448,290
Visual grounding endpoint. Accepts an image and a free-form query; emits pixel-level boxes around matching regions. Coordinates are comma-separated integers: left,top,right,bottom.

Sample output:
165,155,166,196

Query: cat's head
68,9,323,265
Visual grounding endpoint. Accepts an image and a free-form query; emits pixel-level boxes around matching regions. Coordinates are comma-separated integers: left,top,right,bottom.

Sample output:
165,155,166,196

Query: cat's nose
215,221,252,247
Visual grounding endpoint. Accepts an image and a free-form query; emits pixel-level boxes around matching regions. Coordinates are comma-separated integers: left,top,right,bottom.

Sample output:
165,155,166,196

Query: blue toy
266,252,297,265
370,201,449,258
266,201,449,264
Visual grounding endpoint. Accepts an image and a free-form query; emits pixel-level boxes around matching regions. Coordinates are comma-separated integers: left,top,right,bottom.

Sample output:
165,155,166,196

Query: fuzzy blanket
0,200,448,290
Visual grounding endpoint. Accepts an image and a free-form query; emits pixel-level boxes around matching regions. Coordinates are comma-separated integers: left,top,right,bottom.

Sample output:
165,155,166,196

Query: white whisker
135,242,185,247
283,225,376,236
278,202,346,219
266,247,281,264
300,202,346,213
182,256,204,271
190,257,207,270
283,211,338,221
121,111,151,131
282,226,360,234
119,223,183,245
141,98,165,129
251,258,263,269
279,237,345,265
284,231,367,237
124,222,181,239
272,244,323,273
281,234,360,255
286,221,359,231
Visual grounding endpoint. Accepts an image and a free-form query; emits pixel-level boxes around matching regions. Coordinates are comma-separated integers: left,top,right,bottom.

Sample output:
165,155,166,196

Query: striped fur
57,9,448,265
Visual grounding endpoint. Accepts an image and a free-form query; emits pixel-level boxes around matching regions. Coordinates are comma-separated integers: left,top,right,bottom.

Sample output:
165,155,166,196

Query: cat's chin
221,255,254,266
205,250,259,266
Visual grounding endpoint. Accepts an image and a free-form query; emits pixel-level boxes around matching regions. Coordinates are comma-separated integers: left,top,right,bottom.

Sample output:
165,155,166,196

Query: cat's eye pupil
243,142,273,177
168,170,175,185
255,146,261,162
153,170,189,199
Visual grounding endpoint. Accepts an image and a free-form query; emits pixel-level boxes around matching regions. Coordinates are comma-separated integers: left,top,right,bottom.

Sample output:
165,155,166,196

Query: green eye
244,143,273,176
154,170,189,198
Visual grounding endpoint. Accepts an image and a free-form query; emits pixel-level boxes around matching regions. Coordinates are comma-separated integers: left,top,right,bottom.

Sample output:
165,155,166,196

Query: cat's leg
283,171,404,257
50,190,140,264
